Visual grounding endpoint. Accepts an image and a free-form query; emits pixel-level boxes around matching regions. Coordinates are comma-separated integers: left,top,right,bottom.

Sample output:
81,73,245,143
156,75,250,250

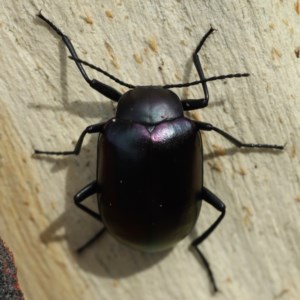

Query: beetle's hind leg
77,228,106,253
74,180,106,253
192,187,226,293
74,180,102,220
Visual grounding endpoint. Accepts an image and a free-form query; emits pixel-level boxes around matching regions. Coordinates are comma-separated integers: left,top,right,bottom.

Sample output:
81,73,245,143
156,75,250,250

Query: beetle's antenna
163,73,250,89
68,56,136,89
70,56,249,89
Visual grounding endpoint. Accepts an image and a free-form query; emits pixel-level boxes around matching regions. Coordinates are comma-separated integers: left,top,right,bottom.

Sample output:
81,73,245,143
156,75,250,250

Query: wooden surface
1,1,299,299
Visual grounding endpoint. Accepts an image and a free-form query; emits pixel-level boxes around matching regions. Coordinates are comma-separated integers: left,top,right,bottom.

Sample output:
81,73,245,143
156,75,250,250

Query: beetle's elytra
99,87,202,252
35,12,283,293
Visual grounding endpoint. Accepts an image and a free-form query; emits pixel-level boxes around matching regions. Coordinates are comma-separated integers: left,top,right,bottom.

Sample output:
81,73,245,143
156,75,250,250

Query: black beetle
35,12,283,292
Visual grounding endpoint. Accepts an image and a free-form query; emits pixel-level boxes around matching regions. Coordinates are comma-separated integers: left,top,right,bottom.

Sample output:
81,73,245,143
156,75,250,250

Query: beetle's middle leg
192,187,226,293
74,180,106,253
34,122,105,155
196,121,284,150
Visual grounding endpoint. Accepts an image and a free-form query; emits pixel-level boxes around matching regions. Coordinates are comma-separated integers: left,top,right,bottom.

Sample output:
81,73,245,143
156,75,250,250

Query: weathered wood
1,1,299,299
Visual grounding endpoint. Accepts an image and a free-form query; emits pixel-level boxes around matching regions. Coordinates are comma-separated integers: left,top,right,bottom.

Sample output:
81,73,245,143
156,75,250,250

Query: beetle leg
192,28,215,106
192,187,226,293
195,121,284,150
181,29,250,111
180,28,215,112
74,180,107,253
74,181,101,220
34,122,105,155
74,180,102,220
181,99,207,110
37,11,121,102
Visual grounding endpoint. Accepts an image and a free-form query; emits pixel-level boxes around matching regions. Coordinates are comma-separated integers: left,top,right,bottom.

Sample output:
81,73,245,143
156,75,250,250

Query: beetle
35,12,283,293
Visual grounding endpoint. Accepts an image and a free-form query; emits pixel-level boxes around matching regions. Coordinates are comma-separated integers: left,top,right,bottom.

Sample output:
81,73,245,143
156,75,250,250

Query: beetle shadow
36,130,282,279
38,135,171,278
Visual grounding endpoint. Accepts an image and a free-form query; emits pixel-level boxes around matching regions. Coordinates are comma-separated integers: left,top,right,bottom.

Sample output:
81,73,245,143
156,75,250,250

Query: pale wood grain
1,1,299,299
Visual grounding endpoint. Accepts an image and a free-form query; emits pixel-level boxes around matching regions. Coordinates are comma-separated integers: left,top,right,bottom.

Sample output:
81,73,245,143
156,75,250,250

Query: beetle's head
116,86,183,125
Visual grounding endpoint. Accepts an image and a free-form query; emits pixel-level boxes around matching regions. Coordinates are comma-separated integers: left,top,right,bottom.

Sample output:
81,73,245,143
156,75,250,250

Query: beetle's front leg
181,28,215,111
34,122,105,156
181,28,250,112
37,12,122,102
